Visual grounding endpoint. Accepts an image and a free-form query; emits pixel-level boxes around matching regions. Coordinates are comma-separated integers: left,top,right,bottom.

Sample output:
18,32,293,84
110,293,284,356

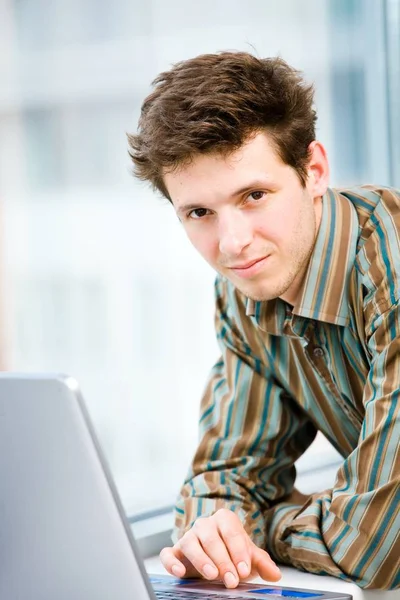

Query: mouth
229,255,269,279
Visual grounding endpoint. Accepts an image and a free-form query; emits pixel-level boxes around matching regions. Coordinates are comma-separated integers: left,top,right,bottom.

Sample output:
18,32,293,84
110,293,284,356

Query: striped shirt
173,185,400,590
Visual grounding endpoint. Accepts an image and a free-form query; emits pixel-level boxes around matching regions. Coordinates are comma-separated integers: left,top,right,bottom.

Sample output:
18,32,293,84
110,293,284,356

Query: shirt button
313,346,324,358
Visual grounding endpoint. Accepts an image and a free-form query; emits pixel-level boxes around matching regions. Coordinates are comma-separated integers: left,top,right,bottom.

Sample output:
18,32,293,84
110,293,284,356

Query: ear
306,141,330,198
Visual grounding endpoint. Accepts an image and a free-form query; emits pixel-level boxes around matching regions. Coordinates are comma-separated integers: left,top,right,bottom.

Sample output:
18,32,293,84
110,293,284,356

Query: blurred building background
0,0,399,516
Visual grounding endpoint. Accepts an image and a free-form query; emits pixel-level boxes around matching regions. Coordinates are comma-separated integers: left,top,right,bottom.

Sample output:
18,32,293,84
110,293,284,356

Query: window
385,0,400,186
0,0,396,520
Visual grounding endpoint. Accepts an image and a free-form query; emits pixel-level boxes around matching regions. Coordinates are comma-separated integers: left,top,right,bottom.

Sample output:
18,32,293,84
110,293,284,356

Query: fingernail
237,561,249,577
203,564,218,579
224,572,237,588
172,565,183,577
271,563,281,576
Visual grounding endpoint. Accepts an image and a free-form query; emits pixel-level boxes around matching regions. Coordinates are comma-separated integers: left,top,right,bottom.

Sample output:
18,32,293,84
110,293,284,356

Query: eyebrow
176,178,273,216
176,203,205,217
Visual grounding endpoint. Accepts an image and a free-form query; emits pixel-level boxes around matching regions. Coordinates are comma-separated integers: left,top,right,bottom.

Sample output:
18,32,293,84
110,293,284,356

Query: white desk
145,555,400,600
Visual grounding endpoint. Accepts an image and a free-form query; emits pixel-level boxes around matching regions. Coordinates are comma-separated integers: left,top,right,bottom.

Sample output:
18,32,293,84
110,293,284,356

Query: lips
230,256,266,270
227,255,270,279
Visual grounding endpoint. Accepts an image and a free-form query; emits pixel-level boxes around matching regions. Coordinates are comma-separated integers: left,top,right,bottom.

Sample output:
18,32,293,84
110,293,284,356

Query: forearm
265,483,400,590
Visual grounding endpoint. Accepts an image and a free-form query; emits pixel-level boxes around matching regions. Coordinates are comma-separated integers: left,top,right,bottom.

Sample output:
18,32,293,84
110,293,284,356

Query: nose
218,212,253,257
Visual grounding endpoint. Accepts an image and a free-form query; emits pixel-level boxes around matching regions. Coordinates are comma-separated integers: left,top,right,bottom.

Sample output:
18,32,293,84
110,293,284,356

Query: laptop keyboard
154,591,239,599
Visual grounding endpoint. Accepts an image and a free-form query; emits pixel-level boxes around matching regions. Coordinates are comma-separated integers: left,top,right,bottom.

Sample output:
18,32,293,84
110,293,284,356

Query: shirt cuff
266,502,302,564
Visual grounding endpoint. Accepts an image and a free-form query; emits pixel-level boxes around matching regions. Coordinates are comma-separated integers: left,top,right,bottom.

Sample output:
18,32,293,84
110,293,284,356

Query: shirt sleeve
265,299,400,590
173,276,317,548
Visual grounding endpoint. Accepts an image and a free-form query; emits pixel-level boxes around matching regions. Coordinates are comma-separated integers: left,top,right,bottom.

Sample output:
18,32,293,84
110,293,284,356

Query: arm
173,276,317,546
265,300,400,590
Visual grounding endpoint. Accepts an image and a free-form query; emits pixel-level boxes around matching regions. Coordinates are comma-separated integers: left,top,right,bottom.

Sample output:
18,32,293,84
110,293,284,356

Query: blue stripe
370,213,396,306
335,459,351,495
343,339,366,382
354,491,399,578
314,189,336,313
255,301,261,321
200,405,214,424
344,195,372,211
295,530,323,541
211,360,242,460
342,494,359,523
369,389,398,490
210,437,220,462
220,324,228,340
329,523,351,555
200,378,225,423
224,360,241,437
248,379,273,455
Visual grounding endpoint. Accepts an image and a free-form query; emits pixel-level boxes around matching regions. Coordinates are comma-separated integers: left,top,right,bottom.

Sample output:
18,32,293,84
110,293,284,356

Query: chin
246,291,278,302
236,277,292,302
235,284,276,302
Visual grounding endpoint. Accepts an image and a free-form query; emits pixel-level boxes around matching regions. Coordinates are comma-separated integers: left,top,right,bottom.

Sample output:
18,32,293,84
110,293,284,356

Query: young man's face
164,132,328,304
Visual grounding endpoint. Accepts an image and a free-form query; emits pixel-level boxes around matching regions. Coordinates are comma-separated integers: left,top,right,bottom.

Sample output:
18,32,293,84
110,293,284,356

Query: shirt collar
246,188,359,330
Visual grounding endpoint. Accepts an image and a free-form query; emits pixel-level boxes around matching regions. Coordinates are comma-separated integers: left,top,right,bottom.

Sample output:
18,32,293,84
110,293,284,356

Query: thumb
250,543,282,582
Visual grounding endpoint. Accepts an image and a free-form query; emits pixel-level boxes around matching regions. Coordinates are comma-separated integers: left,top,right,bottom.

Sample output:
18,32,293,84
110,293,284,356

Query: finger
251,545,282,582
160,546,200,579
160,546,187,578
177,530,220,581
216,515,252,580
193,518,240,588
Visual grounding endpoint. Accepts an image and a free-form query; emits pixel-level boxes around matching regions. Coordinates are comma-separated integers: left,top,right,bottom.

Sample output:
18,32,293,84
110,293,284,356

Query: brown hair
128,51,317,199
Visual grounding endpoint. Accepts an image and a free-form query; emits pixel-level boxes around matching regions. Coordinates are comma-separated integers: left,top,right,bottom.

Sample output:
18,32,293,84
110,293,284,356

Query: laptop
0,374,352,599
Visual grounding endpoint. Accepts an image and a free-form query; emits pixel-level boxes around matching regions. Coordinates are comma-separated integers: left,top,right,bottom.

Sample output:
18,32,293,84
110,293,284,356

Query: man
128,52,399,590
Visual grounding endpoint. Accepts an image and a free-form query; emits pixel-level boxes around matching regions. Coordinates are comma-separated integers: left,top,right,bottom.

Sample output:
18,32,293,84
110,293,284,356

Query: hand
160,508,282,589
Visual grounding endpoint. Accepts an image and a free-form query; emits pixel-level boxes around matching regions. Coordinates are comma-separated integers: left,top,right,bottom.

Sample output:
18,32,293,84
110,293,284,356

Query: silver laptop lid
0,373,155,600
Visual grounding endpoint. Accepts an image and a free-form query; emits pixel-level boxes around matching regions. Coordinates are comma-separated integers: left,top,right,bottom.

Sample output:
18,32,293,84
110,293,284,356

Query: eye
188,207,210,219
248,190,265,202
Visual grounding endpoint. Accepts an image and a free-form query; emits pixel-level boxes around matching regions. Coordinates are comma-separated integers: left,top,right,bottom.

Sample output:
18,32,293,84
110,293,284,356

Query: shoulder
339,185,400,318
336,184,400,231
336,183,400,208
